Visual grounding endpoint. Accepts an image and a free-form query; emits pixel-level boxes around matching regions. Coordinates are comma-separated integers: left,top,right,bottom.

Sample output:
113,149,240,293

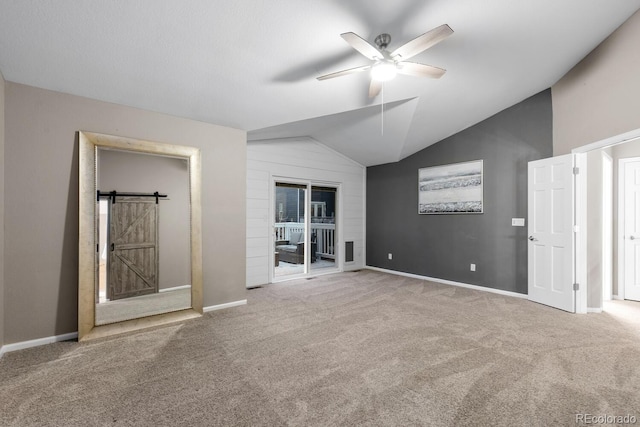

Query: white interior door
622,159,640,301
602,152,613,301
528,154,575,312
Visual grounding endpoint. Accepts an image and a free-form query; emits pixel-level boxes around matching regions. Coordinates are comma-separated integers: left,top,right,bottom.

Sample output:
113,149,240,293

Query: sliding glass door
273,180,339,281
310,186,337,273
274,182,308,279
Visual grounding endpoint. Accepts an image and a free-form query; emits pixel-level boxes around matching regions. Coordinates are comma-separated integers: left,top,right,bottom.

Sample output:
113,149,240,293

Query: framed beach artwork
418,160,483,214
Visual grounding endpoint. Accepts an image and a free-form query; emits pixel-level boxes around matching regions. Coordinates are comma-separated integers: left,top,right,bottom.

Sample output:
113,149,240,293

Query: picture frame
418,160,483,214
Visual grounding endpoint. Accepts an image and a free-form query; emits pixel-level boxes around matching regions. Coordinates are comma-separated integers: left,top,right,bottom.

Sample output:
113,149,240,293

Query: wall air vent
345,241,354,262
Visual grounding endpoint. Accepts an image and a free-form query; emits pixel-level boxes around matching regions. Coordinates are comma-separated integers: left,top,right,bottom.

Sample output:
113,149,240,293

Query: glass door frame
271,177,341,283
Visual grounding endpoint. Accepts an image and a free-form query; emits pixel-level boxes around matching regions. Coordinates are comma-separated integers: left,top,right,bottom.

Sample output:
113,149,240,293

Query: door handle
110,243,115,251
528,236,537,241
631,236,638,240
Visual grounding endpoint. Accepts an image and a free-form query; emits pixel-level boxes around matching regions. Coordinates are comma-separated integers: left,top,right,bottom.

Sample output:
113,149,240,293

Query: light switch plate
512,218,525,227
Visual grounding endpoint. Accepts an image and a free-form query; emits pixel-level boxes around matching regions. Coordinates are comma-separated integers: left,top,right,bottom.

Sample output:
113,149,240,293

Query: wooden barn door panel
109,197,159,300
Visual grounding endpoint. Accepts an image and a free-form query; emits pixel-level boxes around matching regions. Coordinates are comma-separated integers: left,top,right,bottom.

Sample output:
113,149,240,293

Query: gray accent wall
4,82,247,344
367,90,553,294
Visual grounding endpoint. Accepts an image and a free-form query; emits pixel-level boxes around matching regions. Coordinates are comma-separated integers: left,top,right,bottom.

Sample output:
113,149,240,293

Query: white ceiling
1,1,639,166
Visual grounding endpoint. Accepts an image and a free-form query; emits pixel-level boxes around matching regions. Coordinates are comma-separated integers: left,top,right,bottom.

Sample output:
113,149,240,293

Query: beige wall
4,82,246,344
552,10,640,307
552,10,640,155
0,71,5,349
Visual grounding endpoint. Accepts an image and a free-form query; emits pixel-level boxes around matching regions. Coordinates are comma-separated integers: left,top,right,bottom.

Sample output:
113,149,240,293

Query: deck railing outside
275,222,335,259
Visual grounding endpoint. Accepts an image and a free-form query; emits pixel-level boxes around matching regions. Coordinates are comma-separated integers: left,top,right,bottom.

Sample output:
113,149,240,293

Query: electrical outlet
388,253,393,260
470,263,476,272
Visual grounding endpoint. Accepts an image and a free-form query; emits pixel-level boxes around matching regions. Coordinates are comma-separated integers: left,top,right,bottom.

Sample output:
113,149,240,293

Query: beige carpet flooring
1,270,639,426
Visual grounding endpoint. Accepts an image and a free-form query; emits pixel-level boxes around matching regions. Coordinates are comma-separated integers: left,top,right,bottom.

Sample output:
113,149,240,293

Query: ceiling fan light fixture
371,62,397,82
317,25,453,97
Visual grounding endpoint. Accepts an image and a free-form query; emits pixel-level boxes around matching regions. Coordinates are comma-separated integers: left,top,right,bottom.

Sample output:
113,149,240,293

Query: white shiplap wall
246,138,366,287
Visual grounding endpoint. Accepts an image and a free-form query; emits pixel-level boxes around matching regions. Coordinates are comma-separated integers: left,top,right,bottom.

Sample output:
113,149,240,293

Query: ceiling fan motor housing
375,33,392,50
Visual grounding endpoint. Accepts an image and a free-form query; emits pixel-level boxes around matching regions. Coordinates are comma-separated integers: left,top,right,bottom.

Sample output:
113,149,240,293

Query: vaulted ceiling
1,1,639,166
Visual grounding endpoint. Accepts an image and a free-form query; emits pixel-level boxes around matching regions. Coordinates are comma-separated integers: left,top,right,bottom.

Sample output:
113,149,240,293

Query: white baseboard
0,299,248,357
613,294,623,300
365,266,528,299
0,332,78,357
587,307,603,313
0,301,247,357
159,285,191,293
203,299,247,313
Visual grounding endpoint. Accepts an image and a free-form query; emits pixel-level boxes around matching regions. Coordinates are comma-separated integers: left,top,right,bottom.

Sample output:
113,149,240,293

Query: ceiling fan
317,24,453,98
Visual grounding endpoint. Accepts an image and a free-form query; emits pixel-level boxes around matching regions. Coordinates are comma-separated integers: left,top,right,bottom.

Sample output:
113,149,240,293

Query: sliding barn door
108,197,159,300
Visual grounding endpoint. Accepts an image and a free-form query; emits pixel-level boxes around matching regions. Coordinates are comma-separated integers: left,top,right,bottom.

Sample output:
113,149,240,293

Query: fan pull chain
381,82,384,135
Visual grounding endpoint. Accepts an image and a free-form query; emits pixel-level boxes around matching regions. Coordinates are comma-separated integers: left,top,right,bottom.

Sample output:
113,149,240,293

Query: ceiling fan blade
316,65,371,81
369,79,382,98
397,62,446,78
391,24,453,61
341,32,383,60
